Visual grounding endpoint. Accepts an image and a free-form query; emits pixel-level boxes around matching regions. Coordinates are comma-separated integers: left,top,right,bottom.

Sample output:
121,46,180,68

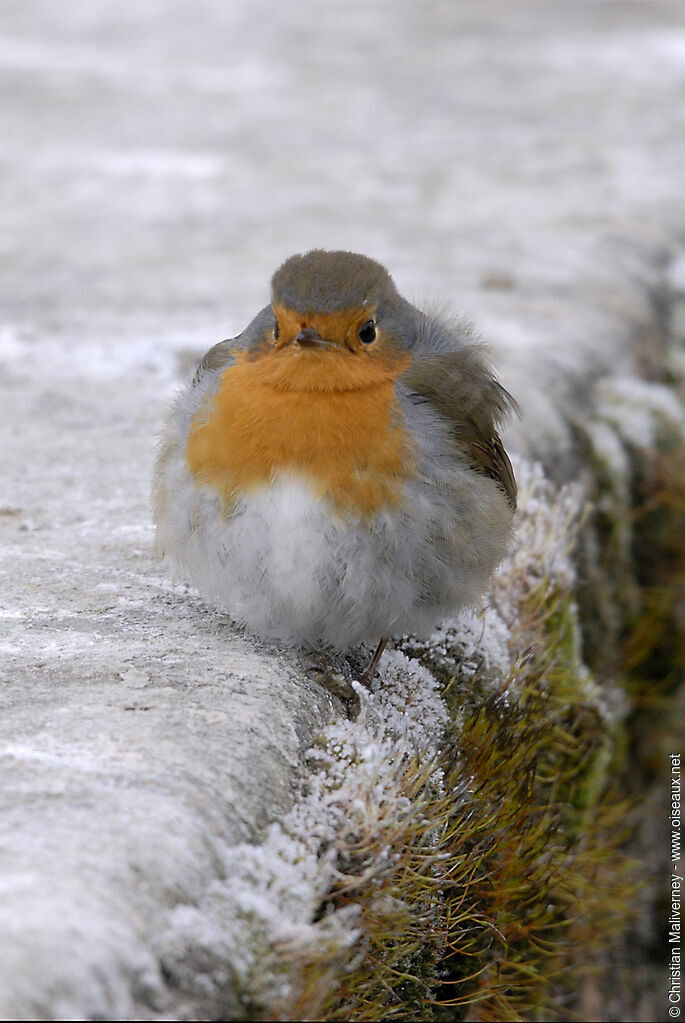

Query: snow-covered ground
1,1,684,1017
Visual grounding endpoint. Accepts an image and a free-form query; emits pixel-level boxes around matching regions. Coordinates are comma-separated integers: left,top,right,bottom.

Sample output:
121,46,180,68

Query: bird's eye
358,320,376,344
273,319,279,341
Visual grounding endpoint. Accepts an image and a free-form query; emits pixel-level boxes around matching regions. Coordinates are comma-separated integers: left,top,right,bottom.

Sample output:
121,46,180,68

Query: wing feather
402,349,518,510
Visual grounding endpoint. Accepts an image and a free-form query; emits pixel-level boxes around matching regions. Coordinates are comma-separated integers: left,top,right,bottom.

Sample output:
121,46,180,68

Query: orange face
240,303,408,393
185,304,416,519
273,303,378,350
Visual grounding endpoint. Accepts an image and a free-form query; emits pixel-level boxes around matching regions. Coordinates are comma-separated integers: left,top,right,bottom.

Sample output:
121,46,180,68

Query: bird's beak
292,327,338,351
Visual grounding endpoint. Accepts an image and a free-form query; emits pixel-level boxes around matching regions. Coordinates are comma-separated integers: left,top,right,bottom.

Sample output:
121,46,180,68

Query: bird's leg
360,637,388,686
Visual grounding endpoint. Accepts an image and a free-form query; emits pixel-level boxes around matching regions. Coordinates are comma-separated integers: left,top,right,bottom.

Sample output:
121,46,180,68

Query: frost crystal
491,458,585,626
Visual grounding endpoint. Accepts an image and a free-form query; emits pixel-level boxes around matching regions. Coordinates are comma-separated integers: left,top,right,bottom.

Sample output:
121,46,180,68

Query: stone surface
1,1,684,1018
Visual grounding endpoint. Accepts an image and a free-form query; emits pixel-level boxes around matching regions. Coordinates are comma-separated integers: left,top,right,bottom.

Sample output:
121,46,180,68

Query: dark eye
273,318,279,341
358,320,376,344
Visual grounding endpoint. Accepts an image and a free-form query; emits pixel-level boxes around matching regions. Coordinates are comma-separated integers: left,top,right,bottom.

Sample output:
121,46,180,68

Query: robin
153,250,517,684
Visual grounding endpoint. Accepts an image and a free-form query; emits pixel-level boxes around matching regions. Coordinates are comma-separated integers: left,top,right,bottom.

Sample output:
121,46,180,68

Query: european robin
153,250,517,681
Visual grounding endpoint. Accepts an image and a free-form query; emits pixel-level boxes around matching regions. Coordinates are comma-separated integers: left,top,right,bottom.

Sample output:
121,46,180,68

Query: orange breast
186,347,416,518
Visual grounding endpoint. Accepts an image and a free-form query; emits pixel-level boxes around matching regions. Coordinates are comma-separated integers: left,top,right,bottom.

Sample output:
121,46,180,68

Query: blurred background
2,2,684,1020
2,0,684,343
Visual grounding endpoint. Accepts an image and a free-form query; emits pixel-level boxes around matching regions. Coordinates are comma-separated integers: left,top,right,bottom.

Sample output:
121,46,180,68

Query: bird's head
250,250,414,392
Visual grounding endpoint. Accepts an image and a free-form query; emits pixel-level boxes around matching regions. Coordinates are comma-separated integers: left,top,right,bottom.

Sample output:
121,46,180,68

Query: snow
669,252,685,297
596,376,685,450
1,0,685,1017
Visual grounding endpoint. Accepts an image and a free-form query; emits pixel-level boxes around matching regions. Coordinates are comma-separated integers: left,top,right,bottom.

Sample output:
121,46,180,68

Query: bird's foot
302,651,361,717
302,639,389,717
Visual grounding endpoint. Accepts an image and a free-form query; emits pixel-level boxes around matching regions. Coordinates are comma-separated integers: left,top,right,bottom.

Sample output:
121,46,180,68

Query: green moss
268,573,637,1022
429,597,635,1021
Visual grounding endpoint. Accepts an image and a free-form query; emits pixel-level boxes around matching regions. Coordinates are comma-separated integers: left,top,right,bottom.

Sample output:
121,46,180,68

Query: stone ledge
2,2,684,1019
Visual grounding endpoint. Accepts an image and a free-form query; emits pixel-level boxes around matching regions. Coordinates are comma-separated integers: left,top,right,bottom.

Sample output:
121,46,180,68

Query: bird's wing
192,339,236,386
402,349,518,510
192,305,275,388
